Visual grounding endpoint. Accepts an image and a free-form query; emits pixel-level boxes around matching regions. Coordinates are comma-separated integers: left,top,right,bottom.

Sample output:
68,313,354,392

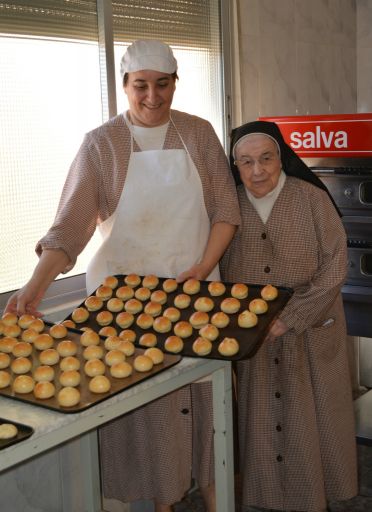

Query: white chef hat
120,40,178,77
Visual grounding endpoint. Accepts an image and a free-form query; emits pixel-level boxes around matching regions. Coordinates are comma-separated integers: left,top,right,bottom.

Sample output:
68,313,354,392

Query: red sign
258,113,372,157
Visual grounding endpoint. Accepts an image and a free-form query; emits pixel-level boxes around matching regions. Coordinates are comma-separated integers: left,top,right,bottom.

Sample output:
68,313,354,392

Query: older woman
5,41,240,512
220,120,357,512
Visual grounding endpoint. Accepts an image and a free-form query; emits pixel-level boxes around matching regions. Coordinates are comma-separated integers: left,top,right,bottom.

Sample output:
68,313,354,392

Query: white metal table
0,356,235,512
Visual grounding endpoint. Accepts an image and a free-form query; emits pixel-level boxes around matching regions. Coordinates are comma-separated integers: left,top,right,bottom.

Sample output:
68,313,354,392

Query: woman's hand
5,281,45,317
176,263,210,283
264,318,289,343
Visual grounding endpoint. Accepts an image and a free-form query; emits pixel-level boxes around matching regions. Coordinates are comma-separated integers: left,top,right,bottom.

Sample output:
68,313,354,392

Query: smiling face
234,134,282,198
124,69,176,127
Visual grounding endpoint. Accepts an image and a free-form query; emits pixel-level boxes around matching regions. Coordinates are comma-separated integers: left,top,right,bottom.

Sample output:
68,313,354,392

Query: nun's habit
221,121,357,511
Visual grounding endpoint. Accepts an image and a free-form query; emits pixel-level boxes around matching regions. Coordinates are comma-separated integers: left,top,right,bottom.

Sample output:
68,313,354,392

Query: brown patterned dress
220,177,358,512
37,110,240,505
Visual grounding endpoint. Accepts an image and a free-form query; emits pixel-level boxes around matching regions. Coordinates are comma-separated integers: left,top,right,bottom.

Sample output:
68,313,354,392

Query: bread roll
238,310,258,328
183,278,200,295
33,365,55,382
144,301,162,317
29,318,45,333
231,283,249,299
57,386,80,407
106,298,124,313
99,326,118,338
84,296,104,312
0,423,18,439
0,353,10,369
49,323,68,339
34,333,54,351
95,285,113,300
18,314,36,329
60,356,80,372
105,349,125,366
3,324,21,338
134,355,154,372
220,297,241,314
207,281,226,297
163,307,181,323
0,370,11,389
1,312,18,326
174,294,191,309
211,312,230,328
103,275,119,289
174,321,193,338
57,340,78,357
193,297,214,313
199,323,219,341
117,340,135,356
192,337,212,356
12,342,32,358
135,287,151,302
39,349,60,366
0,336,18,353
124,273,141,288
104,335,122,351
153,316,172,333
11,356,32,374
21,328,39,343
136,313,154,330
34,381,56,399
59,370,81,387
89,375,111,394
124,299,143,314
189,311,209,328
218,337,240,357
248,298,268,315
116,312,135,329
83,345,104,360
71,307,89,324
260,284,278,301
80,330,100,347
142,274,159,290
144,347,164,364
139,333,157,348
162,278,178,293
164,335,184,354
84,358,106,377
115,286,135,300
110,361,133,378
96,310,114,326
62,319,76,329
13,375,35,394
118,329,136,343
150,290,167,305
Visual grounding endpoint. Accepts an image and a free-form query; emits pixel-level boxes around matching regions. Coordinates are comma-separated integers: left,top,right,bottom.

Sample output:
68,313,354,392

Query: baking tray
0,417,34,450
64,275,293,361
0,322,181,413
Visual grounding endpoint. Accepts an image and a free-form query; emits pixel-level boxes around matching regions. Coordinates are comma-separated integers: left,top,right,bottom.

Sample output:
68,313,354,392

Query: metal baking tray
0,322,181,414
0,417,34,450
64,276,293,361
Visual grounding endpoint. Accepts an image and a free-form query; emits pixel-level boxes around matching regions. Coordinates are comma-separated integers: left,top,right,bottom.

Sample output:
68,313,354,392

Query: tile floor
174,445,372,512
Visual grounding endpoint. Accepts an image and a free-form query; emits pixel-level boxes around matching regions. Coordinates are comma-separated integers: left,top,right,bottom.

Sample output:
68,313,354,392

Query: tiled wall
236,0,358,122
357,0,372,112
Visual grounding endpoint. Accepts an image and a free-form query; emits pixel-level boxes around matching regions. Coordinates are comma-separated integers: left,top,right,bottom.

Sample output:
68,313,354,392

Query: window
0,0,226,298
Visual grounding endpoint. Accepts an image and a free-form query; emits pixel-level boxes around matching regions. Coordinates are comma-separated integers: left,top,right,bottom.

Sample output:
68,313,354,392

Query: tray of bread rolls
0,315,181,413
63,274,293,361
0,417,34,450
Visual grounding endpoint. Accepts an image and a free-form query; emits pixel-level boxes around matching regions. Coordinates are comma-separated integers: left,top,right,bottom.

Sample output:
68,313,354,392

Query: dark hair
123,71,179,86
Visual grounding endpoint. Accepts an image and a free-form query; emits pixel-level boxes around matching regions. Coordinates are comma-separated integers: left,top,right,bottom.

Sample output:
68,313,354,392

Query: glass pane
0,36,103,293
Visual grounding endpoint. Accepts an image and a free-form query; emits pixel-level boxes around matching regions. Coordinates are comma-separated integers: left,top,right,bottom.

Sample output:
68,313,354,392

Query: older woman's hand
264,318,289,343
176,262,210,283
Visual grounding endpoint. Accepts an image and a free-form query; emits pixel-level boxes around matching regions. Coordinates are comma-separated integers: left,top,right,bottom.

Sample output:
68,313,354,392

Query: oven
305,157,372,387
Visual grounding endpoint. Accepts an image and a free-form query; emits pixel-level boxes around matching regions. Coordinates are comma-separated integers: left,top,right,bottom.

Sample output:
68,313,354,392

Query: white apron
86,118,220,295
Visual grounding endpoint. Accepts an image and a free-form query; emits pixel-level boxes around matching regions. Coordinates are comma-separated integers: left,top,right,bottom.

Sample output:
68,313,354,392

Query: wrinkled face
124,69,176,127
234,134,282,198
